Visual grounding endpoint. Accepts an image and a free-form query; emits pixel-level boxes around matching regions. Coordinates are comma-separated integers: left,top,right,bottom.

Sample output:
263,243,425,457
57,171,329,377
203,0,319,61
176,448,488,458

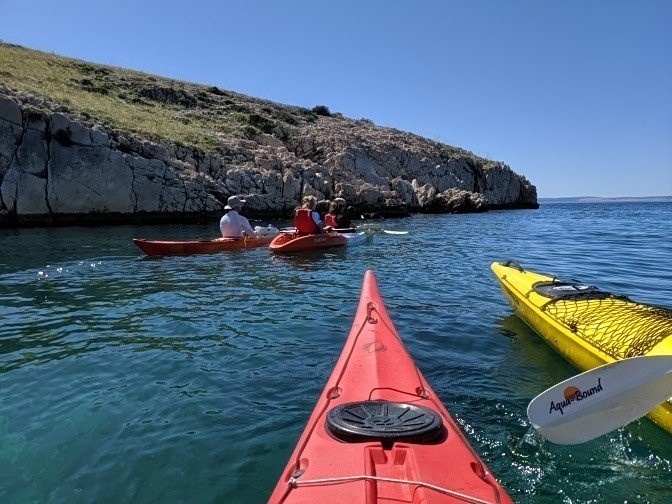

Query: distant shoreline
539,196,671,204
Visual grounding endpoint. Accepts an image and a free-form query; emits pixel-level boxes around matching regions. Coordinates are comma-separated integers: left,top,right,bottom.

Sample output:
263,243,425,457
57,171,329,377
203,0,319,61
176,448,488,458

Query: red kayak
133,236,273,256
269,270,513,503
269,231,347,253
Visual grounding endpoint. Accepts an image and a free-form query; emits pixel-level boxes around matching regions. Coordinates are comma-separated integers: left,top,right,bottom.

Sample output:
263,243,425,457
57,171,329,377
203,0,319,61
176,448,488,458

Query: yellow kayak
491,260,672,435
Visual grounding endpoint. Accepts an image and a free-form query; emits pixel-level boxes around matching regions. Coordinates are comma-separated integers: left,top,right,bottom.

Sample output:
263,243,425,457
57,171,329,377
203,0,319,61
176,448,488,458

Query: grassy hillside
0,42,324,151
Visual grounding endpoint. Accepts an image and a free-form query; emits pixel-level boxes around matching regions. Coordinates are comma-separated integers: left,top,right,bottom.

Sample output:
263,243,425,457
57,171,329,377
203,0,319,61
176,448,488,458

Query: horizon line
539,195,671,199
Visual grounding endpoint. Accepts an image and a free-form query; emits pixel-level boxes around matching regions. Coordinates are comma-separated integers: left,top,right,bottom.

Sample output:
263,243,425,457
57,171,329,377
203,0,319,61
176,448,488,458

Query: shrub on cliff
311,105,331,116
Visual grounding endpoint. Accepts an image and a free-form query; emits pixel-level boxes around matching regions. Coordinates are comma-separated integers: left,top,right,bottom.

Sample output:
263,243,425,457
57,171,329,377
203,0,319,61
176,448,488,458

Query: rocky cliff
0,43,537,226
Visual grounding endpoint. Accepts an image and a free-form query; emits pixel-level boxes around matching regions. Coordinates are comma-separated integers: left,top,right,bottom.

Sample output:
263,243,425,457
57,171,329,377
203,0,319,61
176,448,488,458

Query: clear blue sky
2,0,670,197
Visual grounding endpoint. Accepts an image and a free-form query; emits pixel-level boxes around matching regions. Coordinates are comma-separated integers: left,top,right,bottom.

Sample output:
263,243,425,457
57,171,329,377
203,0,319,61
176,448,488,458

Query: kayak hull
269,270,512,503
269,232,347,253
133,236,273,256
491,261,672,435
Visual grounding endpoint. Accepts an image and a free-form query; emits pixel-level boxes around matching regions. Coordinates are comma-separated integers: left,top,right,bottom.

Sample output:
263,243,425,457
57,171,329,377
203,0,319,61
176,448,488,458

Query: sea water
1,202,670,502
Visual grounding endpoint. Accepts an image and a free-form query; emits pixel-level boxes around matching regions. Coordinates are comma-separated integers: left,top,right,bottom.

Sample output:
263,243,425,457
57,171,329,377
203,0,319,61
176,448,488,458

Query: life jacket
324,213,338,227
294,208,318,234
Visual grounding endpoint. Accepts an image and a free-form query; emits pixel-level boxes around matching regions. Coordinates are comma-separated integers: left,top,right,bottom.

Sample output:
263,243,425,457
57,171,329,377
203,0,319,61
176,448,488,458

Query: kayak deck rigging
541,296,672,359
287,474,496,504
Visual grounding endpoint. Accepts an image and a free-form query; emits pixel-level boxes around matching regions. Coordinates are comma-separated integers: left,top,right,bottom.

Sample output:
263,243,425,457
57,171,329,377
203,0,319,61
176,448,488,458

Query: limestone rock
391,177,415,205
90,128,110,147
1,168,19,211
129,156,167,213
435,188,487,213
48,142,134,214
302,182,325,201
335,182,357,201
282,170,302,201
355,183,384,207
519,176,537,204
16,173,49,215
481,163,520,206
255,133,285,149
412,179,436,208
0,117,23,176
0,81,537,226
0,96,22,125
13,125,48,176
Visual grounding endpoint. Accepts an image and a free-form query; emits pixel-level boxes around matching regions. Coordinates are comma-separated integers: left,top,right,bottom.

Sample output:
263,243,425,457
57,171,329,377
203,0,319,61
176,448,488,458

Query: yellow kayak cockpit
491,260,672,435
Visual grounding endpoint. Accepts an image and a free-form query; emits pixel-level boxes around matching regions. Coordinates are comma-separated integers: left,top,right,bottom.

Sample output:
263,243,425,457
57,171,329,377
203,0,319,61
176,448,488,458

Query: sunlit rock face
0,88,537,226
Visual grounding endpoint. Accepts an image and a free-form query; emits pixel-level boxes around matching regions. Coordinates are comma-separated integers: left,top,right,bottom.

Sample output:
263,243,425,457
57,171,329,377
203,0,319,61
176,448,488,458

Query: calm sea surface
1,202,671,503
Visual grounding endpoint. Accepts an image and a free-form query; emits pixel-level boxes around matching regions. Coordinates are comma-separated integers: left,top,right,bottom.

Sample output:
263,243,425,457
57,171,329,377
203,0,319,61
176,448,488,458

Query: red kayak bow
269,270,512,503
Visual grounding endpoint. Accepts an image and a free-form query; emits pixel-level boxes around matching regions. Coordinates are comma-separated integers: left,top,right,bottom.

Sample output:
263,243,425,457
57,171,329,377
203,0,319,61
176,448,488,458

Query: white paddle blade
357,223,383,232
382,230,408,235
527,355,672,445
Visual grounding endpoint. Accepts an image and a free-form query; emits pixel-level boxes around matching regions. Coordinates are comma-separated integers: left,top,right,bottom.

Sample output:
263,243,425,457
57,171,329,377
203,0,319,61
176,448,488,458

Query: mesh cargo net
542,296,672,359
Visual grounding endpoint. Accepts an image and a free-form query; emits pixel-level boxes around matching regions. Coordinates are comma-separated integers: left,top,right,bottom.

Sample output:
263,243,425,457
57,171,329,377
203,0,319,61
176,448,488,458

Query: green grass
0,43,295,152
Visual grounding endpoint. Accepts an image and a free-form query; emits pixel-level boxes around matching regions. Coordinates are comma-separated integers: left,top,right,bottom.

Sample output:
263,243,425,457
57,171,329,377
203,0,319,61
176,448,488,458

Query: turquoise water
1,202,671,503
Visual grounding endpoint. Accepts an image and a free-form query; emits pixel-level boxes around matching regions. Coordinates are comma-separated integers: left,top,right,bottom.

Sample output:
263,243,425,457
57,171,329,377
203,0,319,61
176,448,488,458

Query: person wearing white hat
220,195,257,238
